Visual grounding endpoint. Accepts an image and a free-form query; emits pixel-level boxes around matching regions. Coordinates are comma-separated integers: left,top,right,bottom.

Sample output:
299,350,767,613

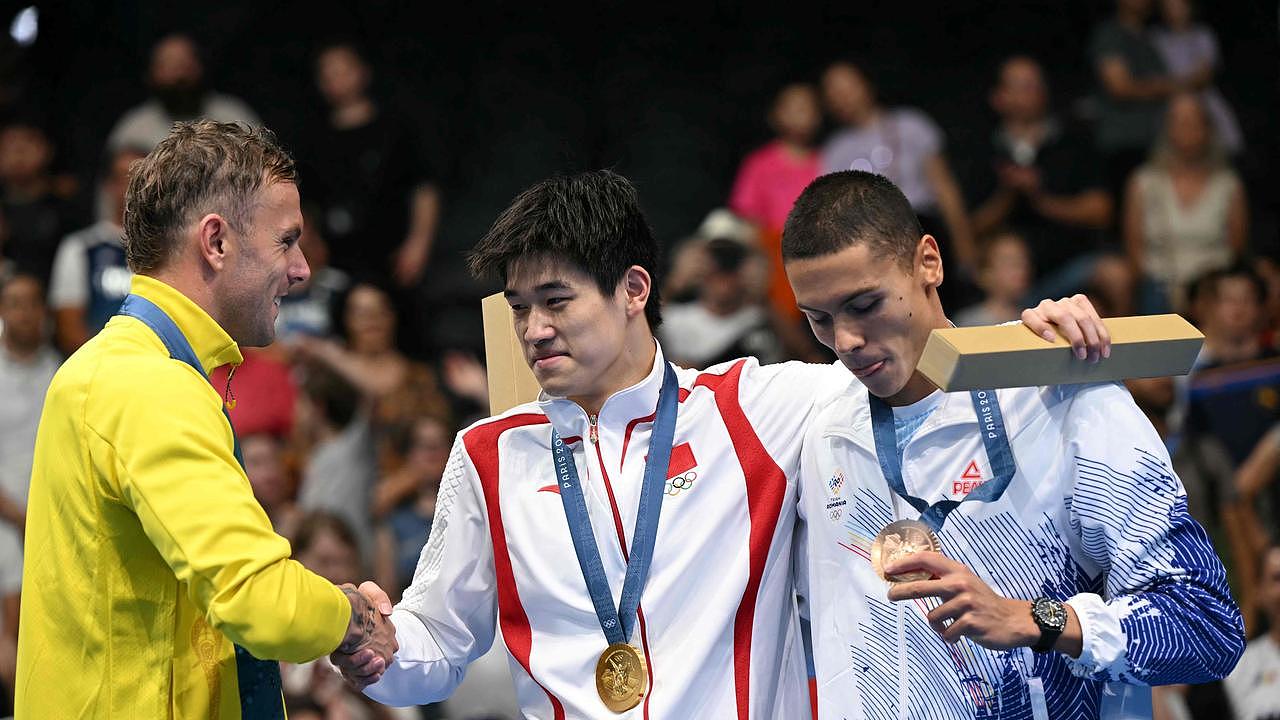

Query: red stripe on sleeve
708,361,789,720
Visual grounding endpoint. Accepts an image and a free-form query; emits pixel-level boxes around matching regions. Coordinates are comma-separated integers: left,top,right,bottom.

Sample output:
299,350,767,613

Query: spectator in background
1085,252,1140,318
953,231,1033,327
47,146,147,354
304,42,440,288
293,283,452,466
1253,250,1280,348
1178,266,1280,546
0,273,57,711
660,217,785,368
1088,0,1185,202
969,57,1112,299
820,61,975,298
1224,545,1280,720
1124,92,1247,311
0,273,59,546
1186,267,1275,450
293,364,377,563
1153,0,1243,154
106,34,261,151
372,415,451,602
0,121,74,285
728,82,821,322
276,202,351,344
242,433,302,541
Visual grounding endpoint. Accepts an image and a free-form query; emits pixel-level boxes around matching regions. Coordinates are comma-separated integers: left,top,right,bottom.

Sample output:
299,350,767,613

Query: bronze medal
595,642,647,713
870,519,941,582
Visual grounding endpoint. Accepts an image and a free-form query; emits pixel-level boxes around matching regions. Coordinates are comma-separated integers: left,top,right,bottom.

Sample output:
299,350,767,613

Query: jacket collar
822,375,992,454
128,274,243,375
538,340,667,440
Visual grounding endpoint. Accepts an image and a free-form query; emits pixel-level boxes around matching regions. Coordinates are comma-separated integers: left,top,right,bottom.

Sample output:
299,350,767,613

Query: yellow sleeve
92,360,350,663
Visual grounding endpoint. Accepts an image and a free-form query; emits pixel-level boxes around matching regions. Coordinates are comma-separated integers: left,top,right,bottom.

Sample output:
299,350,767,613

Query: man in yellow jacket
16,120,397,718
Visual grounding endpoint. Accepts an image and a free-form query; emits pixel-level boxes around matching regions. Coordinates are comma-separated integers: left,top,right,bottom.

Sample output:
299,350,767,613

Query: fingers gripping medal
870,519,941,582
867,391,1016,582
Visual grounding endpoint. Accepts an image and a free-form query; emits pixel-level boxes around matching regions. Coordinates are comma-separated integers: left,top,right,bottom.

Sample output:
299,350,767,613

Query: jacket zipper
223,364,237,410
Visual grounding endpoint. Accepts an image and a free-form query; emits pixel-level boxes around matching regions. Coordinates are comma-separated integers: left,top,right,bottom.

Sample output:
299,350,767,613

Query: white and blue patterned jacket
797,379,1245,720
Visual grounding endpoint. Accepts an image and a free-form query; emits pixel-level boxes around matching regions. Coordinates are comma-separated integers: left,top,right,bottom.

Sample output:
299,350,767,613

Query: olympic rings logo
664,471,697,496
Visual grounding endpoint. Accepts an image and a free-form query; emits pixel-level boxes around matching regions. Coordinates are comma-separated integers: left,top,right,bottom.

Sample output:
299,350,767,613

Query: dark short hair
781,170,922,270
123,120,298,273
468,170,663,329
301,363,361,429
976,229,1028,269
1213,262,1267,306
292,511,359,557
0,271,44,301
706,238,749,273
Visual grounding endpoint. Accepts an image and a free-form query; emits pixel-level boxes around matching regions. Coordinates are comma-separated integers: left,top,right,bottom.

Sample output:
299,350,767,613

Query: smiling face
218,180,310,347
504,254,651,412
786,236,945,404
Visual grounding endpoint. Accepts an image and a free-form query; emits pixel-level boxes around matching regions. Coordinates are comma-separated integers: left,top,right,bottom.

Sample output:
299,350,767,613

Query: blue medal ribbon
551,362,678,646
117,294,284,720
869,389,1017,532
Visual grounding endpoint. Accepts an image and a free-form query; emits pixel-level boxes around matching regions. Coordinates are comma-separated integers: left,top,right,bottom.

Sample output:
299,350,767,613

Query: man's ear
196,213,231,271
621,265,652,320
917,234,944,289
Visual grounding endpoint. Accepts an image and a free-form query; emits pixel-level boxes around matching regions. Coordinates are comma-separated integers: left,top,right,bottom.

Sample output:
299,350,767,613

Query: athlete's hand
331,581,397,690
1021,293,1111,363
883,552,1041,651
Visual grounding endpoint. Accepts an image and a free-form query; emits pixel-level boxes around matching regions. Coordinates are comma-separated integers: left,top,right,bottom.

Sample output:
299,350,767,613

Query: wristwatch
1030,597,1068,653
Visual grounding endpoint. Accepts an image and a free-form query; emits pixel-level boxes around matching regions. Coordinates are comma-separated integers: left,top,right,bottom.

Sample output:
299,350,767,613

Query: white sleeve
364,436,498,706
733,359,848,462
48,235,89,310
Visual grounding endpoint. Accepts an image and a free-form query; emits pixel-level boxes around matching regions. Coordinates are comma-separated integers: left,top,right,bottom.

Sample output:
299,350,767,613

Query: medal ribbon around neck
868,389,1017,532
551,362,678,646
117,294,284,720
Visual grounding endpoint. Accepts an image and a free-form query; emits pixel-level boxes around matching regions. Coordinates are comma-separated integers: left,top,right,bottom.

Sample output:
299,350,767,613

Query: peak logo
953,460,985,495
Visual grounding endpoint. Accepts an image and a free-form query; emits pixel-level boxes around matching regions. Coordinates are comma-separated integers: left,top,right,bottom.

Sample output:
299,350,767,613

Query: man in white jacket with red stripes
332,171,1106,719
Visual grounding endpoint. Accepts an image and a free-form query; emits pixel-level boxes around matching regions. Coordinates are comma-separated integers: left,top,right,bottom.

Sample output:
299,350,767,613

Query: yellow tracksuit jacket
16,274,350,718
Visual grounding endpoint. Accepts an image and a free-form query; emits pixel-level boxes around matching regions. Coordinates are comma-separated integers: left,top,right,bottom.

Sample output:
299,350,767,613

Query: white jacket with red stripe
367,343,846,718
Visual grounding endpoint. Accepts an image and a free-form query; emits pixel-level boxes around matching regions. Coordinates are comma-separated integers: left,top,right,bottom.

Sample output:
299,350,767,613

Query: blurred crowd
0,0,1276,718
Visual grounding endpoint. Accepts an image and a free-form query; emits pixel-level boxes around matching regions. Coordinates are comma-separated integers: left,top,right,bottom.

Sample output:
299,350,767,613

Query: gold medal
595,642,647,713
870,519,941,582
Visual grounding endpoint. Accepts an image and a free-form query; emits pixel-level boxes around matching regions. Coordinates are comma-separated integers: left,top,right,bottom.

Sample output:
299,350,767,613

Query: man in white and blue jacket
783,170,1244,720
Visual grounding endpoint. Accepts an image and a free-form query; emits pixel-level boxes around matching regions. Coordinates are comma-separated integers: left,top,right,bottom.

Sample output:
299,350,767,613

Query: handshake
334,581,398,689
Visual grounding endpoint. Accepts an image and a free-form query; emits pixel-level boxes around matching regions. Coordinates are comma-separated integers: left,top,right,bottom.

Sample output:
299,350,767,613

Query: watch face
1033,598,1067,631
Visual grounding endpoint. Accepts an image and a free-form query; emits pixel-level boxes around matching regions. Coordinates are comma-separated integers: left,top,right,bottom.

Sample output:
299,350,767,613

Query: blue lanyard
551,362,678,646
116,294,282,720
868,389,1017,532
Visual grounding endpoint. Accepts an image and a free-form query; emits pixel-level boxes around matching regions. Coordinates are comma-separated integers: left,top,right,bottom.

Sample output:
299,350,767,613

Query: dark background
5,0,1277,345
